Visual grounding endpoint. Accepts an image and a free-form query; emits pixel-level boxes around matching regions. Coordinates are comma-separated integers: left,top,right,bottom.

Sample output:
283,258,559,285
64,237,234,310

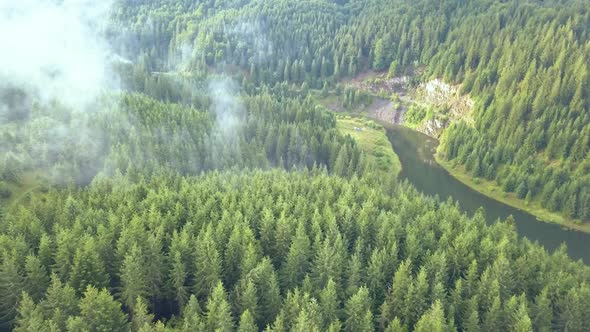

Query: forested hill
2,0,590,331
109,0,590,222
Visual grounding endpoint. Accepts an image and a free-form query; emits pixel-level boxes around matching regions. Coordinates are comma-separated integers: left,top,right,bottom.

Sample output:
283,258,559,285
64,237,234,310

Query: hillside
1,0,590,331
107,0,590,223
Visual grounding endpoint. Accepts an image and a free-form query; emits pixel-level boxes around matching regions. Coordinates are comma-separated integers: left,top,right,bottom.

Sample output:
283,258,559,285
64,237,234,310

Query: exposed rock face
333,73,473,138
423,118,446,137
368,98,405,125
349,71,411,95
418,79,474,124
412,79,474,138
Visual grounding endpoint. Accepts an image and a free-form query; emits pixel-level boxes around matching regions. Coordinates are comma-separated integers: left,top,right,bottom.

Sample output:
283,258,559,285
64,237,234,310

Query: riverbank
435,154,590,234
336,115,401,178
321,72,590,235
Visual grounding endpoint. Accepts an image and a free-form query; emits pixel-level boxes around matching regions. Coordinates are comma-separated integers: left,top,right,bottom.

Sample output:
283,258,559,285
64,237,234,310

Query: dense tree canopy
4,170,590,330
2,0,590,330
105,0,590,221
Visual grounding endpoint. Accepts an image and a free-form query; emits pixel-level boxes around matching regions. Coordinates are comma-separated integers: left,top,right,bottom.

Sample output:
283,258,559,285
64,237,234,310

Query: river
386,125,589,263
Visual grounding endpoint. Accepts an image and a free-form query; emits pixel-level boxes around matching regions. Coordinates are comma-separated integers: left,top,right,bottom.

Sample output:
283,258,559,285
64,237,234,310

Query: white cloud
0,0,116,112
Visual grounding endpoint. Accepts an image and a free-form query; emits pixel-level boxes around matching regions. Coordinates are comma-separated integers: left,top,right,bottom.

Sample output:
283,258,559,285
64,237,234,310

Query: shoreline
316,76,590,235
434,153,590,234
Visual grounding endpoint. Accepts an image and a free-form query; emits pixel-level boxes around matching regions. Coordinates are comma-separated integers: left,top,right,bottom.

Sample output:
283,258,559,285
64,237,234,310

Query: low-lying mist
0,0,120,187
0,2,272,189
0,0,117,113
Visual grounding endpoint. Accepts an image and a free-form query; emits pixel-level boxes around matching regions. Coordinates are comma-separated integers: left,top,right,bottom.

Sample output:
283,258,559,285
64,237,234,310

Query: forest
1,0,590,331
4,171,590,331
104,0,590,221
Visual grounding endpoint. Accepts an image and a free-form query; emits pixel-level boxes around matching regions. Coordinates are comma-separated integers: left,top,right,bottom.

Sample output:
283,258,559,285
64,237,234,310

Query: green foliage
205,282,234,332
110,0,590,222
68,286,129,332
344,287,373,331
403,104,431,126
413,301,447,332
14,293,46,332
5,170,590,330
237,310,257,332
3,1,590,331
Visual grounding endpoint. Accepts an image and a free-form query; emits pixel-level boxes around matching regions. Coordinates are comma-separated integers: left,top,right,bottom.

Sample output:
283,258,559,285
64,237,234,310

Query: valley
1,0,589,331
324,70,590,235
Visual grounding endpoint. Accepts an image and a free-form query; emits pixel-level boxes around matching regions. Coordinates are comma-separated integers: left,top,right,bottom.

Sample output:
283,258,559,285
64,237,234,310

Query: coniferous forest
1,0,590,331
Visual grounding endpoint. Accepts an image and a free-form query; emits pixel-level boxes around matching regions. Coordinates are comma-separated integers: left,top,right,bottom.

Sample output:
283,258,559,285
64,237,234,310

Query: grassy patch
435,154,590,234
336,115,401,178
1,172,44,207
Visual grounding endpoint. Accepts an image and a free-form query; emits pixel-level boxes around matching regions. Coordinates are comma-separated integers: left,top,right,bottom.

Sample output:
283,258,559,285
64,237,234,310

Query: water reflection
386,125,589,263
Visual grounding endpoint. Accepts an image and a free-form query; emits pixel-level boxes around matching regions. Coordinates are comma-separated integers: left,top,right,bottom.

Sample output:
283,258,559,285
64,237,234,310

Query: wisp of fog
0,0,116,114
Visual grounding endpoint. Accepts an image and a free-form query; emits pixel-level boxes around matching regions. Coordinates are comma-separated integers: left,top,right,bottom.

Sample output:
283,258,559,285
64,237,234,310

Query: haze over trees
1,0,590,331
104,0,590,221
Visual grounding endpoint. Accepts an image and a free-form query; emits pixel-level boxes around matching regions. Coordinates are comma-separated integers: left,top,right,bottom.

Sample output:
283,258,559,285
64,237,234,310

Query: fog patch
0,0,118,185
0,0,117,114
208,77,245,138
226,20,273,65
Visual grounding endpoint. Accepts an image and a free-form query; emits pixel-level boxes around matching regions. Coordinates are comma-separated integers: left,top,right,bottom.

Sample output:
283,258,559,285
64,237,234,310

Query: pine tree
143,234,165,309
194,226,221,299
388,61,400,78
413,301,447,332
326,320,342,332
319,278,340,328
280,221,311,290
481,296,503,332
250,258,281,327
463,296,480,332
69,237,109,295
181,295,204,332
345,254,362,298
531,288,552,332
238,310,258,332
24,255,49,302
72,286,129,332
380,260,412,328
0,254,25,328
373,38,387,71
38,234,54,270
312,233,345,291
205,282,234,332
53,229,76,282
39,274,79,331
292,306,320,332
14,293,46,332
239,243,261,281
384,317,407,332
270,311,287,332
333,146,350,177
367,248,387,308
132,297,154,332
510,300,533,332
234,278,258,322
169,251,189,309
120,245,149,311
224,224,246,288
344,287,373,332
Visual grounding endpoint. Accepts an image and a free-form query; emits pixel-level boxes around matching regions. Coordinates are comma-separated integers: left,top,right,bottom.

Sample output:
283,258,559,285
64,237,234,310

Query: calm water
386,125,589,263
